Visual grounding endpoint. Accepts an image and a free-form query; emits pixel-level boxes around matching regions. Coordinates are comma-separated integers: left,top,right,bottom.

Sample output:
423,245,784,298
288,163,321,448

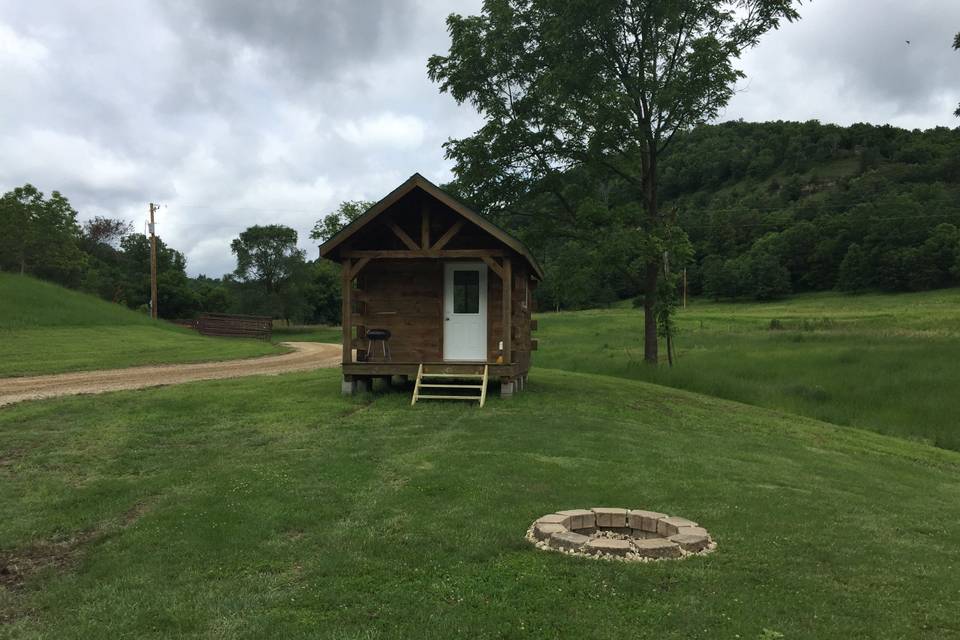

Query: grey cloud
0,0,956,277
727,0,960,127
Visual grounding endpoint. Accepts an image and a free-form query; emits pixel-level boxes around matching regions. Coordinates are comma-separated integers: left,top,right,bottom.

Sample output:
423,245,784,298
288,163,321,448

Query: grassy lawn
535,289,960,451
0,274,284,377
2,368,959,638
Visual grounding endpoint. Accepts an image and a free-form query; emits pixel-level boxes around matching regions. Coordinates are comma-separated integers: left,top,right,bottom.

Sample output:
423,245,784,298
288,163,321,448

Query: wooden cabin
319,173,542,399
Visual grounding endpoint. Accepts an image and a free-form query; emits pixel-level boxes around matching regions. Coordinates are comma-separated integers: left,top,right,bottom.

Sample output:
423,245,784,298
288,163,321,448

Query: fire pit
526,508,716,562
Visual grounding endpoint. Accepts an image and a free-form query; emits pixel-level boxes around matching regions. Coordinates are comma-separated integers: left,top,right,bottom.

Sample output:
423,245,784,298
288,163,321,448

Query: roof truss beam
431,220,464,251
387,222,420,252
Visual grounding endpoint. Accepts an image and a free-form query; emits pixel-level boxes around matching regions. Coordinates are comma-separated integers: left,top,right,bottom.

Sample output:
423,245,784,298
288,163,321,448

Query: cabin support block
342,376,372,395
341,376,356,395
500,379,514,399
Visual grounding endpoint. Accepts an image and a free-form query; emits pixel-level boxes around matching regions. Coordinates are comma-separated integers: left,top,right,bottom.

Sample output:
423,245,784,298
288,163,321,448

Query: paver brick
590,507,628,528
669,532,710,552
657,516,699,537
533,523,567,541
549,531,590,551
536,513,570,527
585,538,632,557
634,538,682,559
556,509,595,530
628,510,667,532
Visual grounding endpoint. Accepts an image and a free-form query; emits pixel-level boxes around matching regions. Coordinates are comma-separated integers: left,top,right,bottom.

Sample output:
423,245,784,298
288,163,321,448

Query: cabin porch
341,360,528,398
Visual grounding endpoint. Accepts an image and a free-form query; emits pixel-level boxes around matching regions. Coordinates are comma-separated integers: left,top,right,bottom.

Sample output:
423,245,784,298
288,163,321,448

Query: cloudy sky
1,0,958,276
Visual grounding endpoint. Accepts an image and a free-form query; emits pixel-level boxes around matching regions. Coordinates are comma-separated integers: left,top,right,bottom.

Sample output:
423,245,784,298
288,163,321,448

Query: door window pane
453,270,480,314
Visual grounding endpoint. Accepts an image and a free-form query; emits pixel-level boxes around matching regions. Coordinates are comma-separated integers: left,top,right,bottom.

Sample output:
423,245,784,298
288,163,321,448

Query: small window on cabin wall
453,270,480,314
522,277,529,311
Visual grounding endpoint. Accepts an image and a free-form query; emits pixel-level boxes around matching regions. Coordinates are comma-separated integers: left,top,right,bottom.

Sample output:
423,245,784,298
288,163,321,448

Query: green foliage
309,200,373,242
0,184,342,323
0,184,86,286
230,224,312,321
836,243,870,292
303,259,342,325
670,121,960,298
231,225,304,293
81,216,133,247
118,233,199,318
430,0,799,362
477,120,960,304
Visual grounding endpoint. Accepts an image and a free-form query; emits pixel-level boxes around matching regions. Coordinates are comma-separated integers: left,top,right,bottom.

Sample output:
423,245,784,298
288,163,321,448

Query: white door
443,262,487,361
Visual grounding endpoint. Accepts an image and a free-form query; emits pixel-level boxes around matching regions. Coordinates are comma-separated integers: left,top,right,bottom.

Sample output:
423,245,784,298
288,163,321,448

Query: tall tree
82,216,134,248
0,184,85,285
429,0,799,363
310,200,374,243
230,225,311,321
231,225,305,294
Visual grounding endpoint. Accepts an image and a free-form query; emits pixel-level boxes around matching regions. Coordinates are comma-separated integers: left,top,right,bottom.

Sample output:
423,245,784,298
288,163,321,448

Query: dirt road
0,342,341,407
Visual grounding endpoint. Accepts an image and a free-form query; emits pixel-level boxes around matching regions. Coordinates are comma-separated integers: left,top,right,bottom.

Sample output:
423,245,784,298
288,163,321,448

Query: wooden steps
411,363,488,407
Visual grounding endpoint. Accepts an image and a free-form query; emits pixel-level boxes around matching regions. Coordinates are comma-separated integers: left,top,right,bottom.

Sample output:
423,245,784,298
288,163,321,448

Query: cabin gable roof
318,173,544,279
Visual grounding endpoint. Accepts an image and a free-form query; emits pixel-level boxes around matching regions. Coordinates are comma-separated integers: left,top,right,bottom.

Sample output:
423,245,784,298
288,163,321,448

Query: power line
174,203,322,214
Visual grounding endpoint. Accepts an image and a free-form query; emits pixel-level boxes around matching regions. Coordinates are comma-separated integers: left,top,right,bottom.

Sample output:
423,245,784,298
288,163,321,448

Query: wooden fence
192,313,272,340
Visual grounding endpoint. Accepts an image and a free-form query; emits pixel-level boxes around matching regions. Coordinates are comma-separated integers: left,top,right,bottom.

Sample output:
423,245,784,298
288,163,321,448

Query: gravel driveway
0,342,341,407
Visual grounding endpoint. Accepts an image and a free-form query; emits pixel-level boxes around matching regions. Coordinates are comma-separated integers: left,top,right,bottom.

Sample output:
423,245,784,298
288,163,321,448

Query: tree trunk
642,145,659,365
643,259,659,364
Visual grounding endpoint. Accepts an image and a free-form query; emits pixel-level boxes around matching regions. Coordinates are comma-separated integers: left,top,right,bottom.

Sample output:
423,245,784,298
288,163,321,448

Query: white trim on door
443,262,488,362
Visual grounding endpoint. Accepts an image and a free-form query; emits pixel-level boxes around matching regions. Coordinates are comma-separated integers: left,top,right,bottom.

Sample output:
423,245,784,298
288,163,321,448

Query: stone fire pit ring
526,508,716,562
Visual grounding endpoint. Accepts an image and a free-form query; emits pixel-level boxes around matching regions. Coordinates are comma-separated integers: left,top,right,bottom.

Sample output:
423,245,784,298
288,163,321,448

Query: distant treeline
0,185,341,323
5,120,960,318
464,120,960,308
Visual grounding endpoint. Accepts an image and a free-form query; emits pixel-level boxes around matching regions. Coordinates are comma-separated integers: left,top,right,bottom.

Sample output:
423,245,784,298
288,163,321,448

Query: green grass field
4,277,960,637
534,289,960,451
2,368,959,638
0,274,285,377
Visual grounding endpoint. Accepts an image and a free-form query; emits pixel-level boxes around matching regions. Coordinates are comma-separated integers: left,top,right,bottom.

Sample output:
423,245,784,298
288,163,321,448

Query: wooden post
149,203,158,319
502,257,512,364
342,258,352,364
421,206,430,249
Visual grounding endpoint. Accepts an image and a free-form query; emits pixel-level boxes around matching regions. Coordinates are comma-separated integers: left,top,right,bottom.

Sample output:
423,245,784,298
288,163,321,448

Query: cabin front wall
355,260,443,362
352,258,533,374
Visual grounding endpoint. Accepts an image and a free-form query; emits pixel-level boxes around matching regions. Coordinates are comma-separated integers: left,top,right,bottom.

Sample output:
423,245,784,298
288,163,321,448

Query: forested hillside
0,185,341,323
468,120,960,309
670,121,960,299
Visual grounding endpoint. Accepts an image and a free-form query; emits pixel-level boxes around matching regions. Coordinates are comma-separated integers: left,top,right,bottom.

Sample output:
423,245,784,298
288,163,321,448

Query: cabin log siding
355,260,443,362
320,174,540,387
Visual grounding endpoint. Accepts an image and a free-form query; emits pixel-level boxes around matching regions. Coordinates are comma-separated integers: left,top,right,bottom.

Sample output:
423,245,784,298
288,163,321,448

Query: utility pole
149,203,159,319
